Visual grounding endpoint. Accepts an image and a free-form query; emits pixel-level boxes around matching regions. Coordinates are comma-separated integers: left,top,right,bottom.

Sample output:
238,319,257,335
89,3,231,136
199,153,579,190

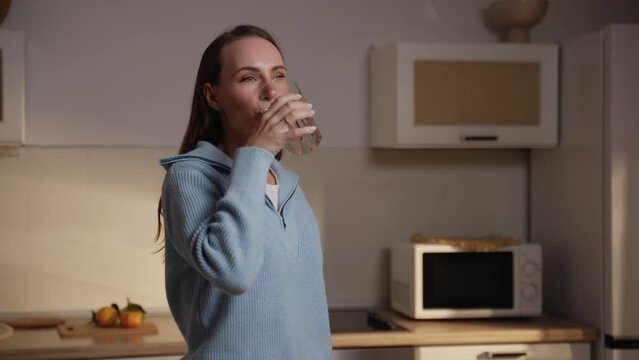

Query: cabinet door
415,343,590,360
332,347,414,360
0,29,25,146
370,43,558,149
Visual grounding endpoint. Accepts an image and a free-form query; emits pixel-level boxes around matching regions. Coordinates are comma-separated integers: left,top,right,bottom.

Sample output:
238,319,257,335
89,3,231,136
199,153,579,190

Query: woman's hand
246,93,316,155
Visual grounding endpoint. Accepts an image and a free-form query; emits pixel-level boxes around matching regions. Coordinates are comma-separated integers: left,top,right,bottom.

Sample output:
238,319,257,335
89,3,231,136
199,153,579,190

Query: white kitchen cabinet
370,42,558,148
415,343,590,360
0,29,25,146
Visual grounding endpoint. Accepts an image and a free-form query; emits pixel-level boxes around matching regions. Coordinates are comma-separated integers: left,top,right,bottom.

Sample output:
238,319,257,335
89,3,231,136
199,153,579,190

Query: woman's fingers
269,108,315,138
248,93,316,154
262,93,302,118
274,121,290,134
280,108,315,128
263,100,314,133
264,98,312,127
287,126,317,140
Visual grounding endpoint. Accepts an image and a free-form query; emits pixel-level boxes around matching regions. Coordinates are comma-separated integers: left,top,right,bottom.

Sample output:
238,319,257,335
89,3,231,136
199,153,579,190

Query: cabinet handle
477,351,527,359
461,135,499,142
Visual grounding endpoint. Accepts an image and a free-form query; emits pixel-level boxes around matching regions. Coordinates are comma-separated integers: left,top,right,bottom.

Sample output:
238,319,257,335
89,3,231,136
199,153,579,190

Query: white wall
2,0,499,148
1,0,638,313
0,147,527,313
0,147,171,313
3,0,639,147
292,148,527,307
3,1,638,148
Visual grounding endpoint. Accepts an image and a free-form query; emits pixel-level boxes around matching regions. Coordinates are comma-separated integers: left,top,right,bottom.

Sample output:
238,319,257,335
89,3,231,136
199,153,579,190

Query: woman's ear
203,83,221,111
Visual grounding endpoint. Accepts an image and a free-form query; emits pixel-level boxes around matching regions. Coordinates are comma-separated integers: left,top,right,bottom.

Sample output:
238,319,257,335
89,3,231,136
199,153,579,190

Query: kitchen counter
335,310,598,348
0,311,597,359
0,315,184,360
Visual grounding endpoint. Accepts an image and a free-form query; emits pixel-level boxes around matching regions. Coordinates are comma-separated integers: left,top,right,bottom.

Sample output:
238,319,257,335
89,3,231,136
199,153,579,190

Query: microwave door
422,252,514,310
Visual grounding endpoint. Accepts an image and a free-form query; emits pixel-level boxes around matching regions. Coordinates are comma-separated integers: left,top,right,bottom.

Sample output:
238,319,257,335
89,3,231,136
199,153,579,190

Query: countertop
0,311,597,360
334,310,597,348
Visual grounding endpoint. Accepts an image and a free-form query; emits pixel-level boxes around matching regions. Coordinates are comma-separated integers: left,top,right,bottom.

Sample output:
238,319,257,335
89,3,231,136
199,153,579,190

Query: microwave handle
477,351,527,359
460,135,499,142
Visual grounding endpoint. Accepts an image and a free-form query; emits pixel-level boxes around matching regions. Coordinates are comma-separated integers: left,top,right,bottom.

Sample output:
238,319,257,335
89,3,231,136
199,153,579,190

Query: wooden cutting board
57,321,159,338
6,317,65,329
410,233,521,251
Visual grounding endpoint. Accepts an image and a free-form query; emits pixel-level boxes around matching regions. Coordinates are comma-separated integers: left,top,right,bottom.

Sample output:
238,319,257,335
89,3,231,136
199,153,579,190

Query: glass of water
257,78,322,155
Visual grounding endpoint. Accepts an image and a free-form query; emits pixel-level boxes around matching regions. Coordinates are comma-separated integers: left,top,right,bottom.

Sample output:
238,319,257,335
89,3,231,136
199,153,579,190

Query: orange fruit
118,298,146,329
120,310,144,328
92,304,119,327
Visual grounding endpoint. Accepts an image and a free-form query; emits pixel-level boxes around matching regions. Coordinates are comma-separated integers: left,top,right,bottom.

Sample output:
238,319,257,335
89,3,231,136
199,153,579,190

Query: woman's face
207,36,287,145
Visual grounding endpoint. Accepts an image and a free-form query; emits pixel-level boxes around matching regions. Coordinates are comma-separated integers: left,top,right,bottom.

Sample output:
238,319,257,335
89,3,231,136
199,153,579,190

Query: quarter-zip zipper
265,186,297,229
265,197,286,228
278,186,297,229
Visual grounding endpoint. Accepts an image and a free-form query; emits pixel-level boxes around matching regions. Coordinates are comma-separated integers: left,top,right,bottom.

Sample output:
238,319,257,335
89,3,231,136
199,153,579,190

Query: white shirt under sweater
265,183,279,208
266,169,279,208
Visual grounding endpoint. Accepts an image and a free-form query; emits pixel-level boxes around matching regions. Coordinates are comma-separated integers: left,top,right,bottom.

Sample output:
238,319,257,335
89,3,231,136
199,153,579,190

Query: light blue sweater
159,141,331,359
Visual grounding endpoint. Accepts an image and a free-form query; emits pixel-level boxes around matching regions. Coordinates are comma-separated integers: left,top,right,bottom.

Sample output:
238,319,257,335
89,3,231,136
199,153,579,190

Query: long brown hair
155,25,283,249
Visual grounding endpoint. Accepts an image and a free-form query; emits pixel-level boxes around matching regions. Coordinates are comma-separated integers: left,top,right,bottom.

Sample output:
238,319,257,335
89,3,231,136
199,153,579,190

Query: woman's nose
259,81,278,101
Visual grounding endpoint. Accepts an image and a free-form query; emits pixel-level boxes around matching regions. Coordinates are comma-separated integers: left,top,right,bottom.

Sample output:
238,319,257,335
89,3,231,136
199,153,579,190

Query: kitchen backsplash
0,147,527,313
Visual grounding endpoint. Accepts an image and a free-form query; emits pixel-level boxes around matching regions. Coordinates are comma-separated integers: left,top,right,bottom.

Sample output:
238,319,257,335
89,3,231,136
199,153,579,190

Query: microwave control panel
519,244,542,314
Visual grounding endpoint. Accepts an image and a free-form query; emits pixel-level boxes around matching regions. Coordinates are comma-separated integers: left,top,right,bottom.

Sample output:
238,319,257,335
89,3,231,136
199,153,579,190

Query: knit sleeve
162,147,274,295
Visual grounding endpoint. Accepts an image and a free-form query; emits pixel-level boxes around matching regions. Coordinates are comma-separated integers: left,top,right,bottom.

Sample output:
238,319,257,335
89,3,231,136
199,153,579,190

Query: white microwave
391,243,542,319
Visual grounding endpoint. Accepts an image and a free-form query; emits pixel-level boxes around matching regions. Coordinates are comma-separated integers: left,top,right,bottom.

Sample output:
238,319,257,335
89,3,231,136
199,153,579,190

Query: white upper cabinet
370,43,558,148
0,29,25,146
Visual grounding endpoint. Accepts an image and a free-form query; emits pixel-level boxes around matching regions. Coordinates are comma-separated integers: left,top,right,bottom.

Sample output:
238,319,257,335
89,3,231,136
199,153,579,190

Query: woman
156,25,332,359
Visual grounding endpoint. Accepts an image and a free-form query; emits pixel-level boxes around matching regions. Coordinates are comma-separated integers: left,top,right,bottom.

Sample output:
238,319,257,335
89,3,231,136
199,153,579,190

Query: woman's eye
241,76,258,82
274,73,286,80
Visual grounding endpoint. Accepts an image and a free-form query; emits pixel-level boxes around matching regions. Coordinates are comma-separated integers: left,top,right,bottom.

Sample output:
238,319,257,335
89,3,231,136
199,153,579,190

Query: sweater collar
159,141,298,192
270,154,298,200
159,141,233,172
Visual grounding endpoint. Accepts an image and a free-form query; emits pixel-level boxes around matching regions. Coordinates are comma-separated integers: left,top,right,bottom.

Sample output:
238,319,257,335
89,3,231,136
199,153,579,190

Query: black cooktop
328,309,406,333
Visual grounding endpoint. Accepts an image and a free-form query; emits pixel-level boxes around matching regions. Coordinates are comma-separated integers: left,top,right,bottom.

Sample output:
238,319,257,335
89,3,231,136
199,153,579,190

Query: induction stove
328,309,407,333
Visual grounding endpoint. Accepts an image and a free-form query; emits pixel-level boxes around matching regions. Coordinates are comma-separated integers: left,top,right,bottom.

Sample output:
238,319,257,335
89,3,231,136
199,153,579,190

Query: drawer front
415,343,590,360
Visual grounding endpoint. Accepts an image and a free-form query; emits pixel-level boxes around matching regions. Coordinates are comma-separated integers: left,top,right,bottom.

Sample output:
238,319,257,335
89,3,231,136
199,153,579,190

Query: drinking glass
257,78,322,155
